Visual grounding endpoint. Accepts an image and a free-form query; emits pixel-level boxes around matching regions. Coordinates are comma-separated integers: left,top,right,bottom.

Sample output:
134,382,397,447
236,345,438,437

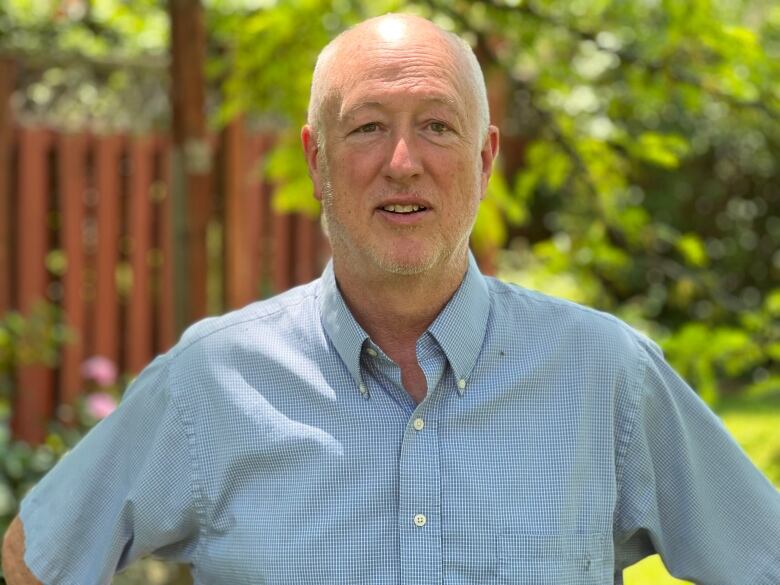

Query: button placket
399,407,441,584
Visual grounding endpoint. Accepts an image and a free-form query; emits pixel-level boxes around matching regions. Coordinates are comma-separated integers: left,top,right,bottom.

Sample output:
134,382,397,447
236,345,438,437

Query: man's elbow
2,515,43,585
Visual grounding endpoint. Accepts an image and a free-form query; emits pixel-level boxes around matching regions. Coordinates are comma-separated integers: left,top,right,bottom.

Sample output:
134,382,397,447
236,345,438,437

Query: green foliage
472,168,525,253
661,323,763,404
0,305,69,531
208,0,404,127
0,0,169,130
628,132,690,169
264,136,321,217
0,302,71,400
0,0,168,57
675,233,708,268
649,286,779,405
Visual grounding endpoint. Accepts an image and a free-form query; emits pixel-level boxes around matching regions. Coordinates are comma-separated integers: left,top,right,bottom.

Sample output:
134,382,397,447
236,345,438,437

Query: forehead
330,39,471,121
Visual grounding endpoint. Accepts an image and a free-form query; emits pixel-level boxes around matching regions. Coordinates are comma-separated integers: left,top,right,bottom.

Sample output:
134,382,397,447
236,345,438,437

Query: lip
375,207,432,225
374,196,433,226
375,195,433,210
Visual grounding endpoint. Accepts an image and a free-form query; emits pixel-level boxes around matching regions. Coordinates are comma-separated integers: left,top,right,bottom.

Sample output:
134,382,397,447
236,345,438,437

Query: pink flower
81,356,118,387
85,392,117,420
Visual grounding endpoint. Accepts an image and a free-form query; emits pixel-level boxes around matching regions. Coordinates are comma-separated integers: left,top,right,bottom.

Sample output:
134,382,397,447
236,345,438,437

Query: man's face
303,23,499,278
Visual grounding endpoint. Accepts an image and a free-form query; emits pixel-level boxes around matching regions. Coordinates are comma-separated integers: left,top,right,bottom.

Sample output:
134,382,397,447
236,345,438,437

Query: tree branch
480,0,777,118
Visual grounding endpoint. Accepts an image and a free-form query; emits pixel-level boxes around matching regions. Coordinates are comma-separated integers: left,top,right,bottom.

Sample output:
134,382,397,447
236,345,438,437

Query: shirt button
413,514,427,527
358,382,367,394
413,418,425,431
365,348,378,357
457,378,467,390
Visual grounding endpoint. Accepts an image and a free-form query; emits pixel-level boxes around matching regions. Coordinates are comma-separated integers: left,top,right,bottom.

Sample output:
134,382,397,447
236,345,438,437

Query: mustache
320,179,432,204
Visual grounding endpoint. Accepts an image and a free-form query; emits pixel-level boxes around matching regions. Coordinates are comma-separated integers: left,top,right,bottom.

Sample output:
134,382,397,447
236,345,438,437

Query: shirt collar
318,252,491,396
318,261,370,395
427,252,491,391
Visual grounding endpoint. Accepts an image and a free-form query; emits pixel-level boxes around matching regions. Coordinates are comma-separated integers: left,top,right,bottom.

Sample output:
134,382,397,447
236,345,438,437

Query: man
3,13,779,585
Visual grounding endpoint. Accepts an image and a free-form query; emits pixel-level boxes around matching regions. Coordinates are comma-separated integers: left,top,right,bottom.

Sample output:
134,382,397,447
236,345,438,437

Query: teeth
382,204,424,213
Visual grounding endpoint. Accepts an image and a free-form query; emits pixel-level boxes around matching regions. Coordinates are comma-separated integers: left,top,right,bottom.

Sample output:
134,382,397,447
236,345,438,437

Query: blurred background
0,0,778,583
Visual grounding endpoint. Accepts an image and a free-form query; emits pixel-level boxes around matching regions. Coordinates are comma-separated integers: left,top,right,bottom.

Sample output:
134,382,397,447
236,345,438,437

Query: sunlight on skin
375,16,408,43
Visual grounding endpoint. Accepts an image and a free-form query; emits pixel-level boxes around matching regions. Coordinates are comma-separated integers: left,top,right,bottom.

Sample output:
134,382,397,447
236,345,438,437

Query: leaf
630,133,691,169
765,290,780,317
767,343,780,362
488,168,527,226
676,233,709,267
271,177,321,217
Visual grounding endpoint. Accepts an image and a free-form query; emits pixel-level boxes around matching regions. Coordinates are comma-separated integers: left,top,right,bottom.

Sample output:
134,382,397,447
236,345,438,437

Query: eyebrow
339,96,461,122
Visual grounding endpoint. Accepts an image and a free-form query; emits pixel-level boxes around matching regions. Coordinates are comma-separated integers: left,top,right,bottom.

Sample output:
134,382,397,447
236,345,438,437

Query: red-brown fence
1,123,329,443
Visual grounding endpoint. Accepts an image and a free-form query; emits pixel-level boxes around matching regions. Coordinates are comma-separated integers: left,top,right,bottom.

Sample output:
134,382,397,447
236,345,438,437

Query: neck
333,254,468,358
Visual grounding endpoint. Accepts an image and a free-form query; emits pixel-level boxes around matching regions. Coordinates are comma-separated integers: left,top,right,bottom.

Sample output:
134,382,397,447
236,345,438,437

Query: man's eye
356,123,379,133
428,121,449,134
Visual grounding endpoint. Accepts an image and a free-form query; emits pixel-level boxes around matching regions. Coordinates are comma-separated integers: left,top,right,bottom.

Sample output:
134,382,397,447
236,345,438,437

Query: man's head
301,14,499,279
307,15,491,146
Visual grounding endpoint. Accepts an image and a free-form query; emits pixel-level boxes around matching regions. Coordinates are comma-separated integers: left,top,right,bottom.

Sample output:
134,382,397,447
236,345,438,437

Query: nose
384,134,423,182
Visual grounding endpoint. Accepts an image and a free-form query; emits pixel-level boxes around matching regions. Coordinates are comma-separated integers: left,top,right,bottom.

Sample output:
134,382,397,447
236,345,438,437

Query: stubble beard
320,172,459,277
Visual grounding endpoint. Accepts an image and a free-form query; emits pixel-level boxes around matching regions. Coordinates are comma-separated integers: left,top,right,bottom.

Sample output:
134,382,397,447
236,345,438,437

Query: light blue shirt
20,254,780,584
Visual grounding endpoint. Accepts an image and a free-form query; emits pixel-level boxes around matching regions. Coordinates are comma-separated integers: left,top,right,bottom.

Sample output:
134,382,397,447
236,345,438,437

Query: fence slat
16,128,50,308
157,138,176,352
255,137,273,296
13,127,54,443
272,212,292,293
317,228,330,277
57,132,88,405
93,135,123,366
223,118,253,309
295,214,316,285
246,135,267,298
126,137,154,374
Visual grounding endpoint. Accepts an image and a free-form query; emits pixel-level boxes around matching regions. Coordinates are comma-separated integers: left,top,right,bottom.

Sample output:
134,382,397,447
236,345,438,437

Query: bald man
4,14,779,585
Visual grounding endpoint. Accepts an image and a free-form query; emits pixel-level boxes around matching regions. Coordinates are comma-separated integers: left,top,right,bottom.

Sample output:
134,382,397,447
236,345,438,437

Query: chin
372,249,443,276
379,261,431,276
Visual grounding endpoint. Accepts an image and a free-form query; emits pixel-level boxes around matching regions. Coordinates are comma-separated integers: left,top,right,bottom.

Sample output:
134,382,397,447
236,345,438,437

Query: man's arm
4,353,200,583
2,515,43,585
614,336,780,582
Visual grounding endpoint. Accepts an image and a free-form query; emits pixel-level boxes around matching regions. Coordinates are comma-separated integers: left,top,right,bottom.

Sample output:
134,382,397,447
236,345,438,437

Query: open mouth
381,204,428,214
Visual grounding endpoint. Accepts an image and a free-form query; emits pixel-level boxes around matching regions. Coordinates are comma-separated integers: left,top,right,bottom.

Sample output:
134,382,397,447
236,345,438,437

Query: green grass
624,391,780,584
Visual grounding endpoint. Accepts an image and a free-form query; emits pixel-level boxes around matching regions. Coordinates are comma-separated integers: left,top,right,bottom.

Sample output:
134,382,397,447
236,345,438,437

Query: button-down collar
318,252,491,396
318,262,370,393
427,253,490,392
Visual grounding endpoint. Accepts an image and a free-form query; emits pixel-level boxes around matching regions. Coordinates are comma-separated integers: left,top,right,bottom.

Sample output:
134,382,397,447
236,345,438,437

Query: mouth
380,203,428,214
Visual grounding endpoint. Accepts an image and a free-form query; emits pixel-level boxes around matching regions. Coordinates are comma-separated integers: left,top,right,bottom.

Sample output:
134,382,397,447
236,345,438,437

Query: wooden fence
1,123,329,443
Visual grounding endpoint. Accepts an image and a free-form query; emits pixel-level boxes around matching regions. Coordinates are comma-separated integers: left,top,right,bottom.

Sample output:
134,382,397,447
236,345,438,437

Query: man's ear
301,124,323,201
479,125,500,200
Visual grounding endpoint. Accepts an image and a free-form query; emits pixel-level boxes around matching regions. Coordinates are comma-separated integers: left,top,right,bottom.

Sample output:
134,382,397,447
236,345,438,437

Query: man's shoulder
171,278,322,358
485,276,658,358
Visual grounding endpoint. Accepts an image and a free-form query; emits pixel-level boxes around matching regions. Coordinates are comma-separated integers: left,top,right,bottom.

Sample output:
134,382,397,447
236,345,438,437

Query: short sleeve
614,338,780,584
19,352,201,585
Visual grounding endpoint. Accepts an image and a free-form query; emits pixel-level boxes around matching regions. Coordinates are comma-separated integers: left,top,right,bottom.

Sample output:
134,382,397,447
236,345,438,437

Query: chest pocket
498,532,609,584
